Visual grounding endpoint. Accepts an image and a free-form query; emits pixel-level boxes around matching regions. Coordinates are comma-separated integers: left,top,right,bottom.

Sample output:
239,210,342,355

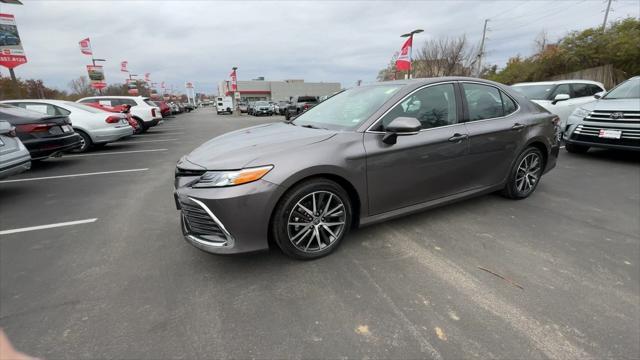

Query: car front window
292,85,402,130
604,78,640,99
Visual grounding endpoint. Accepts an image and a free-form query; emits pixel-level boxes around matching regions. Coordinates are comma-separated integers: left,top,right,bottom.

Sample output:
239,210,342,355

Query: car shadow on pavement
570,149,640,164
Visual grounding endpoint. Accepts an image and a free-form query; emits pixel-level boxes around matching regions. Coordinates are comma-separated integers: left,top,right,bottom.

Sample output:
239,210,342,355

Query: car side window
572,83,598,98
501,92,518,115
463,83,504,121
21,103,57,116
550,84,571,99
379,83,457,130
121,99,137,106
587,84,604,95
54,106,71,116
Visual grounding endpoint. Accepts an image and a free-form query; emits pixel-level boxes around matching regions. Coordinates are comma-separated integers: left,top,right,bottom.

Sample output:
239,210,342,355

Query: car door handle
512,123,526,130
448,133,468,142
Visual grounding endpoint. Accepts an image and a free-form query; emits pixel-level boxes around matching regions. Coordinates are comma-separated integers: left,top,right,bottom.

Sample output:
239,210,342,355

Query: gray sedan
175,77,560,259
0,120,31,180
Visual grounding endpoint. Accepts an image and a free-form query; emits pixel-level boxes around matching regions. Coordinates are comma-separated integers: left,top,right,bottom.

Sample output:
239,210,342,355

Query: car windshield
511,84,554,100
604,77,640,99
292,85,402,130
63,102,105,113
255,101,268,106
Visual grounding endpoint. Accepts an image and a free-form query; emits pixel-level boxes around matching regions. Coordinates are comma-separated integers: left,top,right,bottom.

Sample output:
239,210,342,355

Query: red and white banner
395,37,412,71
86,64,106,89
230,69,237,92
79,38,92,56
120,61,128,72
0,13,27,69
144,72,150,82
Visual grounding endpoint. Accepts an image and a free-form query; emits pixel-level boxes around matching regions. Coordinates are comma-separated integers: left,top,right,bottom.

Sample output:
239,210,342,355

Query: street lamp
400,29,423,79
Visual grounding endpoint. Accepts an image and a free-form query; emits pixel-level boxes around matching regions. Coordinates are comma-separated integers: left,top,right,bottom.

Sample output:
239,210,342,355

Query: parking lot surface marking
0,168,149,183
0,218,97,235
119,138,177,144
133,132,184,137
64,149,168,157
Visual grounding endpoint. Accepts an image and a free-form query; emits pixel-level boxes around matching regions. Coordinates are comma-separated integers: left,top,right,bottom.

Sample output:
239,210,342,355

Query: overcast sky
0,0,638,94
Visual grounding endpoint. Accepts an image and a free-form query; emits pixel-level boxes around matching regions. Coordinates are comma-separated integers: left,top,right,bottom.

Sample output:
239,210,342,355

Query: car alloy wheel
515,152,542,195
287,191,346,253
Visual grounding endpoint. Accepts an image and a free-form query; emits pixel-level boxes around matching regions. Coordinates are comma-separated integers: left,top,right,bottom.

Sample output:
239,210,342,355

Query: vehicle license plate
62,125,73,133
599,129,621,139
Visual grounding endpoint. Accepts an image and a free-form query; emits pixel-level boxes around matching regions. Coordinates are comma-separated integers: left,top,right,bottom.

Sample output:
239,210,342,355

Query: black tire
272,179,352,260
565,143,589,153
285,112,291,121
134,118,148,133
501,146,545,200
72,130,92,153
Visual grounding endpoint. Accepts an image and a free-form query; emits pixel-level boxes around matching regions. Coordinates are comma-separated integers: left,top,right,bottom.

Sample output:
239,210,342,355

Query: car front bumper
93,126,134,144
174,179,284,254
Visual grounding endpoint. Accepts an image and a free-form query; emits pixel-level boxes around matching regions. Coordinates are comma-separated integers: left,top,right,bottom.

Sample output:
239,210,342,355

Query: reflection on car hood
581,98,640,111
186,122,336,169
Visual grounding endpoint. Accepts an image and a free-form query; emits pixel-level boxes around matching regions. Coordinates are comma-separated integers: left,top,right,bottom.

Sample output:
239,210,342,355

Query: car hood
580,98,640,111
184,122,336,169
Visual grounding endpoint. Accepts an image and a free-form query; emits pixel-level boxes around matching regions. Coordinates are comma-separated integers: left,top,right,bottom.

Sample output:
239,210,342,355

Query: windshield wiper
301,124,328,130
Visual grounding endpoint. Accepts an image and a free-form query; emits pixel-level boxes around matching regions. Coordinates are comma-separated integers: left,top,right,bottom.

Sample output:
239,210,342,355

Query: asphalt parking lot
1,107,638,359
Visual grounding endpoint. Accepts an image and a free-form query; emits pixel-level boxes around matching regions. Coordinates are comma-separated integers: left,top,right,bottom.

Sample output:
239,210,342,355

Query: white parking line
64,149,168,157
134,132,184,136
119,138,178,144
0,218,98,235
0,168,148,184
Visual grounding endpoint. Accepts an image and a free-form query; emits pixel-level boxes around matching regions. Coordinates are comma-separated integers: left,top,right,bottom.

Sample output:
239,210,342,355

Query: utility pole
401,29,423,79
8,68,20,97
602,0,613,31
476,19,489,77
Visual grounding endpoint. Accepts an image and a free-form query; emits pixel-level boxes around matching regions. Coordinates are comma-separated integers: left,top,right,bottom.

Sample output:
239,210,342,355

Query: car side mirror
593,91,605,99
551,93,570,105
382,117,422,145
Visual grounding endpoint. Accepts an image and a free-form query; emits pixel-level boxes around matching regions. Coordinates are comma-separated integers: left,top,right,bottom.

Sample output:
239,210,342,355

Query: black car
285,96,319,120
0,104,82,160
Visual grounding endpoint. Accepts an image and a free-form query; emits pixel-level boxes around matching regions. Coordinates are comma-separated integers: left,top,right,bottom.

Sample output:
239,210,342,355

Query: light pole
232,66,240,116
400,29,423,79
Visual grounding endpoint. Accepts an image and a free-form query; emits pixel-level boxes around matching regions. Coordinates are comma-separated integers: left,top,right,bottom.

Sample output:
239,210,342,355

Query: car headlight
192,165,273,188
571,107,590,118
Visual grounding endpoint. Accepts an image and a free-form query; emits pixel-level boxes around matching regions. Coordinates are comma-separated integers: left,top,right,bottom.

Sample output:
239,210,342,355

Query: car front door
364,82,473,215
461,82,525,189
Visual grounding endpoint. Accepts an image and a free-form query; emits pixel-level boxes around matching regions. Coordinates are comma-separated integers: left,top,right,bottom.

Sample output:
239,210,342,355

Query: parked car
1,100,134,152
252,101,273,116
152,101,172,117
0,33,20,46
83,102,141,134
183,102,196,112
563,76,640,153
76,96,162,132
247,101,256,115
512,80,605,129
277,101,291,115
168,102,181,114
215,97,233,115
0,120,31,180
174,78,559,259
285,96,319,120
0,104,81,160
238,102,249,113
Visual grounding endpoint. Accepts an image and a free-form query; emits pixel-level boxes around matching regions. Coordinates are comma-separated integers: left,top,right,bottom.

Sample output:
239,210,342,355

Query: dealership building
218,79,341,102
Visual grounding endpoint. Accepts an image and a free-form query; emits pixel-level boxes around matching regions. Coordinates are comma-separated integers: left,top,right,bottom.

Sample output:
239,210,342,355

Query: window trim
459,80,521,124
365,81,460,134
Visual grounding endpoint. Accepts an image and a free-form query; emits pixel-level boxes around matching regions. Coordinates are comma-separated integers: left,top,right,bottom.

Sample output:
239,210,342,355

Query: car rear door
461,82,525,189
364,82,472,215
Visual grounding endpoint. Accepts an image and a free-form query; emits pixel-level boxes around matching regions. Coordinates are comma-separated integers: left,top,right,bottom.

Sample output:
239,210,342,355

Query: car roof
512,80,604,86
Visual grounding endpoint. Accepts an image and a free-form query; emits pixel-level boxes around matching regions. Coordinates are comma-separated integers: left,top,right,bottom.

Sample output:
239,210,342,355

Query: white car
512,80,605,129
0,120,31,179
0,100,134,152
76,96,162,132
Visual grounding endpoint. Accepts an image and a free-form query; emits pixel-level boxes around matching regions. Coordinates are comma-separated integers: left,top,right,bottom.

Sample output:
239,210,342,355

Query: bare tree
533,30,549,55
68,76,94,98
413,35,476,77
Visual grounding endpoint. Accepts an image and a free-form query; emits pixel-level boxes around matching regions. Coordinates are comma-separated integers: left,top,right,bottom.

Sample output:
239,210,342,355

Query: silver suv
564,76,640,153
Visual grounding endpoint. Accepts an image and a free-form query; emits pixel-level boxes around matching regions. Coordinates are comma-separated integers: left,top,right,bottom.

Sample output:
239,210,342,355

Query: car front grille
571,124,640,147
584,110,640,124
179,199,231,245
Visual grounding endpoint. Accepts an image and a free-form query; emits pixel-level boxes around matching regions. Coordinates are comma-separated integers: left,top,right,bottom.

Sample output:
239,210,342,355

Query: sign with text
0,13,27,69
86,65,106,89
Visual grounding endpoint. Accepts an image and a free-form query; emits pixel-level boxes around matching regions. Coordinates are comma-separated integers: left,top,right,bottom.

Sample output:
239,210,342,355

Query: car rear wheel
135,118,147,133
502,147,544,200
72,130,92,153
565,143,589,153
273,179,352,260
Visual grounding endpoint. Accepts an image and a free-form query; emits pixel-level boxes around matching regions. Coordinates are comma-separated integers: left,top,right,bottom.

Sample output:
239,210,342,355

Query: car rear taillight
16,123,52,133
152,108,157,117
105,115,121,124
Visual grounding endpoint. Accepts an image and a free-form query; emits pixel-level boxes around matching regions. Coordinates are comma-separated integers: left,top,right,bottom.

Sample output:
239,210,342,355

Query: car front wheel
272,179,352,260
502,146,545,199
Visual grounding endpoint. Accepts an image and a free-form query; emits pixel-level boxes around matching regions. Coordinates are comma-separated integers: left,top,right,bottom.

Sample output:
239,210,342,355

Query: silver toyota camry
175,77,560,259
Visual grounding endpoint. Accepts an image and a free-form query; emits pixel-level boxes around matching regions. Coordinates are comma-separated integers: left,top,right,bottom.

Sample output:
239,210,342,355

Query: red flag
120,61,128,72
230,69,237,92
395,37,412,71
79,38,92,55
